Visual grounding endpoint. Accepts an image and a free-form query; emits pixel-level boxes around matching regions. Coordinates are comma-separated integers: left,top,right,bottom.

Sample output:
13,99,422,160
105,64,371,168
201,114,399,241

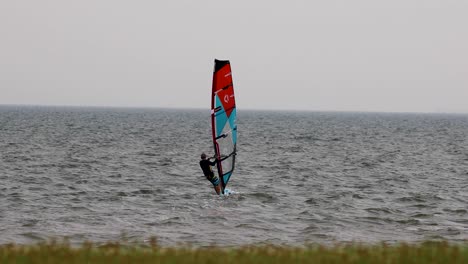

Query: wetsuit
199,159,219,186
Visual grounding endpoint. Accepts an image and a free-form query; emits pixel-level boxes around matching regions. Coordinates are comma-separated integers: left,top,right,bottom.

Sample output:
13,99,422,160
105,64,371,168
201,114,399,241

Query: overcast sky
1,0,467,113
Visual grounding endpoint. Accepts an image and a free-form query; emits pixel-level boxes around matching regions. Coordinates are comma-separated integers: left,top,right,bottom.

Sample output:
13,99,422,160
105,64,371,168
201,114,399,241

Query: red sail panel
212,60,235,117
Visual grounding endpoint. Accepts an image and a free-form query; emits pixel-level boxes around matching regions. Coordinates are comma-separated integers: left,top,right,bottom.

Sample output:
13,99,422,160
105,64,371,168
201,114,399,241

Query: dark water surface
1,105,467,246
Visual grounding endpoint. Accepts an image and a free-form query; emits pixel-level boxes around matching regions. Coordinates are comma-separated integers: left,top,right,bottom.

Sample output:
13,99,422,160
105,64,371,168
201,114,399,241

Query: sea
1,105,467,246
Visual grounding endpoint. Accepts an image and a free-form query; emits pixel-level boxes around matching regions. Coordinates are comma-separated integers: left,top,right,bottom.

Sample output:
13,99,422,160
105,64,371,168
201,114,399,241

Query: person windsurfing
199,153,221,195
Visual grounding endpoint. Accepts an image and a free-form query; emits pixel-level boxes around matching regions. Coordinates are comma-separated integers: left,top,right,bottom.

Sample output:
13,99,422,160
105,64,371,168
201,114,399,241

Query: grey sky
1,0,467,113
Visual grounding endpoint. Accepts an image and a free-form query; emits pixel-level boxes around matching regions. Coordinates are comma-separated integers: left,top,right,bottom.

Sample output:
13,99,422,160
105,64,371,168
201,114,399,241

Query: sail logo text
224,94,234,103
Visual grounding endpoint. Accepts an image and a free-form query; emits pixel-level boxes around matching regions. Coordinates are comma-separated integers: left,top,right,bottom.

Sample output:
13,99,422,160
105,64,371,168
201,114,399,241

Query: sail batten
211,59,237,193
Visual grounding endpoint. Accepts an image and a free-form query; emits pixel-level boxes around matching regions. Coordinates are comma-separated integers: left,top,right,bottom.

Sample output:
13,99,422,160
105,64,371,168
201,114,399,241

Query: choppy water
1,105,467,246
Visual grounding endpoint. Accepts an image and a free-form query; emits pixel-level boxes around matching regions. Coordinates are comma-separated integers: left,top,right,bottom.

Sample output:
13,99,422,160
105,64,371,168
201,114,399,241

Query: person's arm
208,157,218,165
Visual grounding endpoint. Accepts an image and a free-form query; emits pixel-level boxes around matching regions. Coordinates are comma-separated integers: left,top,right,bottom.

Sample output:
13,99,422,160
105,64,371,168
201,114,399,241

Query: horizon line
0,103,467,115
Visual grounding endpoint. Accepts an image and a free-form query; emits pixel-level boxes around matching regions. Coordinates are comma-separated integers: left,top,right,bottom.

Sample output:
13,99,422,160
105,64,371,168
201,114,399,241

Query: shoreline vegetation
1,239,467,263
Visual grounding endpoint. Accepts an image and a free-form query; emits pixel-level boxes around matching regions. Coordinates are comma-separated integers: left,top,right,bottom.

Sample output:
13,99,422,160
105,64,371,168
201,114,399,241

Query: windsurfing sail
211,59,237,193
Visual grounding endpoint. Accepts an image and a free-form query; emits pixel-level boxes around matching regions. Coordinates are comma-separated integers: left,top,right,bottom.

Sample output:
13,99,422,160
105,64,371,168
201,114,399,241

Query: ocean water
1,105,467,246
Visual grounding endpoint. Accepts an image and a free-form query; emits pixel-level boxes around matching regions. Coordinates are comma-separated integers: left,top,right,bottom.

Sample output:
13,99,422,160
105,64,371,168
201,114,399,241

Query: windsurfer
199,153,221,195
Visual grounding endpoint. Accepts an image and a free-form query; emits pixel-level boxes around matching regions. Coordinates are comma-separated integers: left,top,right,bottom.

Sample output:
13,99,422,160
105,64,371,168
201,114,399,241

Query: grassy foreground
1,239,468,264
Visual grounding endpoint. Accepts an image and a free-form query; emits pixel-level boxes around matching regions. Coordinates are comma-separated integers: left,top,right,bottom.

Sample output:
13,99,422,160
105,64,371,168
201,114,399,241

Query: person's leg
211,175,221,195
214,184,221,195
